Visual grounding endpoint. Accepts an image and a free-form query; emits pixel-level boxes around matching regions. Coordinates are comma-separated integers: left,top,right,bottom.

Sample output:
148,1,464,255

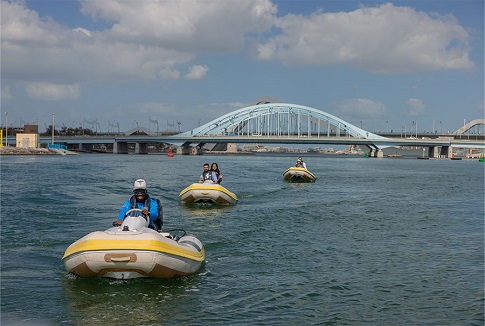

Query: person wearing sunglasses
114,179,163,231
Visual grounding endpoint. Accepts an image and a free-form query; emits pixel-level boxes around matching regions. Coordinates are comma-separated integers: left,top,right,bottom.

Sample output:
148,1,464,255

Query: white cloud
406,98,427,116
73,27,92,37
0,0,64,44
1,0,475,91
26,82,81,100
80,0,276,51
1,0,191,83
0,0,276,85
335,98,388,118
184,65,209,80
256,3,474,73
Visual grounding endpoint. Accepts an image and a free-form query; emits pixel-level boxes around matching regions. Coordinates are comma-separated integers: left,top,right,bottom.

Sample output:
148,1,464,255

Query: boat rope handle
110,257,132,262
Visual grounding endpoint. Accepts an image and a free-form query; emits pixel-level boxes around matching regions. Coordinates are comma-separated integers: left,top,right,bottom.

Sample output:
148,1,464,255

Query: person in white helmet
114,179,163,231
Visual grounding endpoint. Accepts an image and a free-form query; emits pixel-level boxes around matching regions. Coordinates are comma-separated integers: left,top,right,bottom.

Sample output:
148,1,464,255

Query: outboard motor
178,236,204,252
121,215,149,231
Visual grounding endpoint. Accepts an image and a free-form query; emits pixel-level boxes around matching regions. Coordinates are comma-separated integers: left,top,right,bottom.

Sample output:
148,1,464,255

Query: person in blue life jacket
114,179,163,231
199,163,218,183
295,157,307,169
211,162,223,184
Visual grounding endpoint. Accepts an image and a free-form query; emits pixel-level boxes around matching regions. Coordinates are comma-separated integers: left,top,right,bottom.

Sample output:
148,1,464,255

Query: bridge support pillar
227,143,237,153
79,143,93,152
177,146,198,155
428,146,439,158
368,149,383,158
440,146,451,158
114,142,128,154
135,143,148,154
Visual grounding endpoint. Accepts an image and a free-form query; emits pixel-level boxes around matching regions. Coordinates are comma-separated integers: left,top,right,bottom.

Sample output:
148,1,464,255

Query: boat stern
62,231,205,279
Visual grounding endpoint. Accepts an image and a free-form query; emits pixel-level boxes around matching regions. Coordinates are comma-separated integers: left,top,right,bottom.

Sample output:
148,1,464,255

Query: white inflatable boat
283,167,316,183
62,209,205,279
179,181,238,205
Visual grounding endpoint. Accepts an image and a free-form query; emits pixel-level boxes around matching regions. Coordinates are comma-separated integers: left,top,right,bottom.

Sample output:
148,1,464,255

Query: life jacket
202,170,213,182
129,195,163,231
212,169,221,181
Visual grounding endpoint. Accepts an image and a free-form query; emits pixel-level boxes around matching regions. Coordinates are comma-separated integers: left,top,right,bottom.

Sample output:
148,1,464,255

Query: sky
1,0,484,134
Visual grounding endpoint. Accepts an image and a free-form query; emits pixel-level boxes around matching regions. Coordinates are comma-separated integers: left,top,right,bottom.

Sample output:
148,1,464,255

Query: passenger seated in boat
199,163,218,183
211,162,223,184
114,179,163,231
295,157,307,169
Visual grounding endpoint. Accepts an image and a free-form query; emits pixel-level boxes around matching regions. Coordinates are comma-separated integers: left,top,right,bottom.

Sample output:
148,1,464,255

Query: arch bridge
179,102,385,140
39,103,484,158
172,102,482,157
453,119,485,135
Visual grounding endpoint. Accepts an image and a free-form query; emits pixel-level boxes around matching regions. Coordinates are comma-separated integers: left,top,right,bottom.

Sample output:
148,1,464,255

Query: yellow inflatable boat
179,182,238,205
283,167,316,183
62,210,205,279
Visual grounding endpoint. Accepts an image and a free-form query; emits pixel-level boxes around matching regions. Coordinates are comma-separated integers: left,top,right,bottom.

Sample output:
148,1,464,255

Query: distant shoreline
0,147,55,155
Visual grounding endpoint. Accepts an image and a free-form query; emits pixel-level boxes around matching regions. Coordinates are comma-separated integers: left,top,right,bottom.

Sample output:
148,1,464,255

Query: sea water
1,154,483,325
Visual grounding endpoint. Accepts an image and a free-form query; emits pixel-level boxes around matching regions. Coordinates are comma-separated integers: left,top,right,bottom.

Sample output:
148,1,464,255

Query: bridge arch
179,103,386,140
453,119,485,134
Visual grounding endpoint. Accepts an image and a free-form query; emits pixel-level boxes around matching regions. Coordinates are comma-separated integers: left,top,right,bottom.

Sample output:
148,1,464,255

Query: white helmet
133,179,147,190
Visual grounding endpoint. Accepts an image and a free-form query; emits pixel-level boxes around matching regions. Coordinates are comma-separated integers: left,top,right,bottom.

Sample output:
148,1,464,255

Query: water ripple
1,155,483,325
